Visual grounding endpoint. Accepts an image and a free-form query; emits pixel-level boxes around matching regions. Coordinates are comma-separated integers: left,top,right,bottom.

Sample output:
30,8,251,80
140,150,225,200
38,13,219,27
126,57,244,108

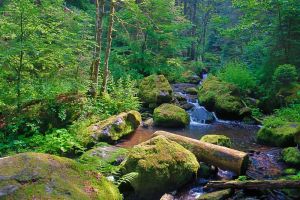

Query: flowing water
117,83,288,200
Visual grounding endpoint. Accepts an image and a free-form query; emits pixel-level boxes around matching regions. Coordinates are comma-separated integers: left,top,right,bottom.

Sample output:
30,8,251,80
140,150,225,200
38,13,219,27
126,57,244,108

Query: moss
295,126,300,146
153,104,190,128
185,87,198,95
0,152,122,200
197,189,233,200
283,168,298,175
198,76,247,120
200,135,232,148
257,122,300,147
120,135,199,200
74,111,141,146
139,75,173,108
282,147,300,166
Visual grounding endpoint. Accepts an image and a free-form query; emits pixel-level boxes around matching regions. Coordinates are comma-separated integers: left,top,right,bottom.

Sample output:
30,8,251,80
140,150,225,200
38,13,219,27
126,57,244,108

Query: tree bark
101,0,115,94
153,131,249,175
205,180,300,189
89,0,104,97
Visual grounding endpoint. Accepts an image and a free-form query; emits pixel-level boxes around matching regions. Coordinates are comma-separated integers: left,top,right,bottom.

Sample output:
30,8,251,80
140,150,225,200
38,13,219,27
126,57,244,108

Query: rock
181,103,194,110
185,87,198,95
198,76,249,120
160,193,175,200
282,147,300,166
120,136,200,200
182,70,201,84
197,189,233,200
0,152,122,199
153,104,190,128
199,163,216,178
88,110,142,143
142,118,154,128
139,75,173,109
80,144,128,168
257,123,300,147
174,93,187,102
200,135,232,148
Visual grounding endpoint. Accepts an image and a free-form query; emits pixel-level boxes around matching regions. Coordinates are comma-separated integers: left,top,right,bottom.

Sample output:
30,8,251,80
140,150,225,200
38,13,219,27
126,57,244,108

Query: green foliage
218,62,256,94
116,172,139,187
273,64,298,87
237,175,248,181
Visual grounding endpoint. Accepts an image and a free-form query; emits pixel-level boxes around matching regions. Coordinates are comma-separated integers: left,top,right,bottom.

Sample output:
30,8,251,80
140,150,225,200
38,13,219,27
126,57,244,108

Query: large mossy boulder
0,152,122,200
139,75,173,109
198,76,250,120
153,104,190,128
120,136,199,200
200,134,232,148
282,147,300,166
86,111,142,144
257,123,300,147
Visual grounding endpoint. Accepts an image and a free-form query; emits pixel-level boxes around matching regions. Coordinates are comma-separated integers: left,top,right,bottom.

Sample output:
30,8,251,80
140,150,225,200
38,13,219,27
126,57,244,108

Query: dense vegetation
0,0,299,199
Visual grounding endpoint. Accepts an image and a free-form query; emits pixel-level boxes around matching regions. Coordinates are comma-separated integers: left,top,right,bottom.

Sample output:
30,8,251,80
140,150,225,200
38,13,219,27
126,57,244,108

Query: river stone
185,87,198,95
200,135,232,148
153,103,190,127
139,75,173,109
88,110,142,143
120,135,199,200
0,152,122,199
257,122,300,147
197,189,233,200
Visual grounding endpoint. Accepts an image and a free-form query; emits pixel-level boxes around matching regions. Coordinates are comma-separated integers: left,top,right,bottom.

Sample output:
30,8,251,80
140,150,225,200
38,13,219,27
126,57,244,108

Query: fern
116,172,139,186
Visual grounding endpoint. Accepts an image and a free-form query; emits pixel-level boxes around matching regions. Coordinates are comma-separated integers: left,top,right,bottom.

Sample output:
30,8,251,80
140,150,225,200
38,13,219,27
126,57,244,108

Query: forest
0,0,299,199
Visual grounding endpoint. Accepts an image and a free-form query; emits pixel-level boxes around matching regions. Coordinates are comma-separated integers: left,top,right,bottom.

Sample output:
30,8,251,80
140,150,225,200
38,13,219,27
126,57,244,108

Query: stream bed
117,83,289,200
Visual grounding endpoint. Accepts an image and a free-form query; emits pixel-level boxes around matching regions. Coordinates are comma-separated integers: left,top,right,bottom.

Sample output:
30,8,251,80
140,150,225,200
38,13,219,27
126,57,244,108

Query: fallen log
205,180,300,189
153,131,249,175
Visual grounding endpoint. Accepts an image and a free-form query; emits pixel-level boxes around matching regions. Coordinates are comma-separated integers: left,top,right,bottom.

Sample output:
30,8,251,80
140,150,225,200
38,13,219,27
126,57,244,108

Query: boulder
257,123,300,147
88,111,142,144
120,136,199,200
139,75,173,109
142,118,154,128
153,104,190,128
198,76,249,120
0,152,121,199
182,70,201,84
200,135,232,148
282,147,300,166
185,87,198,95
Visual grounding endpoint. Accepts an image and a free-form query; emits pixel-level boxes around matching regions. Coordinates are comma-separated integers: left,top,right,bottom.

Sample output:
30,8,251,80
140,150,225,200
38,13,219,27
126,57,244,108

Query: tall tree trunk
89,0,104,97
17,10,24,111
101,0,115,94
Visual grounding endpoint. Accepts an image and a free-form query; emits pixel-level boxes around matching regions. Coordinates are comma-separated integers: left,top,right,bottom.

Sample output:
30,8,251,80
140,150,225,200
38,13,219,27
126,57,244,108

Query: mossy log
205,180,300,189
153,131,249,175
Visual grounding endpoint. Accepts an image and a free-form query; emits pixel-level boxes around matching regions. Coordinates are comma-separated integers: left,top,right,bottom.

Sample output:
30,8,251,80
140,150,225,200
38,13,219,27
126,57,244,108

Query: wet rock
87,111,142,143
181,103,194,110
160,193,175,200
200,135,232,148
182,71,201,84
257,122,300,147
197,189,233,200
139,75,173,109
282,147,300,166
142,118,154,128
0,152,122,199
154,104,190,128
120,136,199,200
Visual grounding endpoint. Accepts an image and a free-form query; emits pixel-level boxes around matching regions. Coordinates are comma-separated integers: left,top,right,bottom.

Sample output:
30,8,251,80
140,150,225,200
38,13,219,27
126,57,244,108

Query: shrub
273,64,298,87
218,61,256,94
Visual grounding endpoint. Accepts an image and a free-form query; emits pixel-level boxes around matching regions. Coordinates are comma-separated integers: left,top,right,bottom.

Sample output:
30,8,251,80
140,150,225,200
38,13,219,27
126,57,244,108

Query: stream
117,83,288,200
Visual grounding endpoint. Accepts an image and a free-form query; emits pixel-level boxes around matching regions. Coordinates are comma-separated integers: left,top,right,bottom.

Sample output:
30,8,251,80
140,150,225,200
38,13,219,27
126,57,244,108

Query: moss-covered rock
197,189,233,200
185,87,198,95
198,76,249,120
182,70,201,84
282,147,300,166
139,75,173,109
120,136,199,200
0,152,122,200
200,135,232,148
257,123,300,147
153,104,190,127
85,111,142,144
79,144,128,174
